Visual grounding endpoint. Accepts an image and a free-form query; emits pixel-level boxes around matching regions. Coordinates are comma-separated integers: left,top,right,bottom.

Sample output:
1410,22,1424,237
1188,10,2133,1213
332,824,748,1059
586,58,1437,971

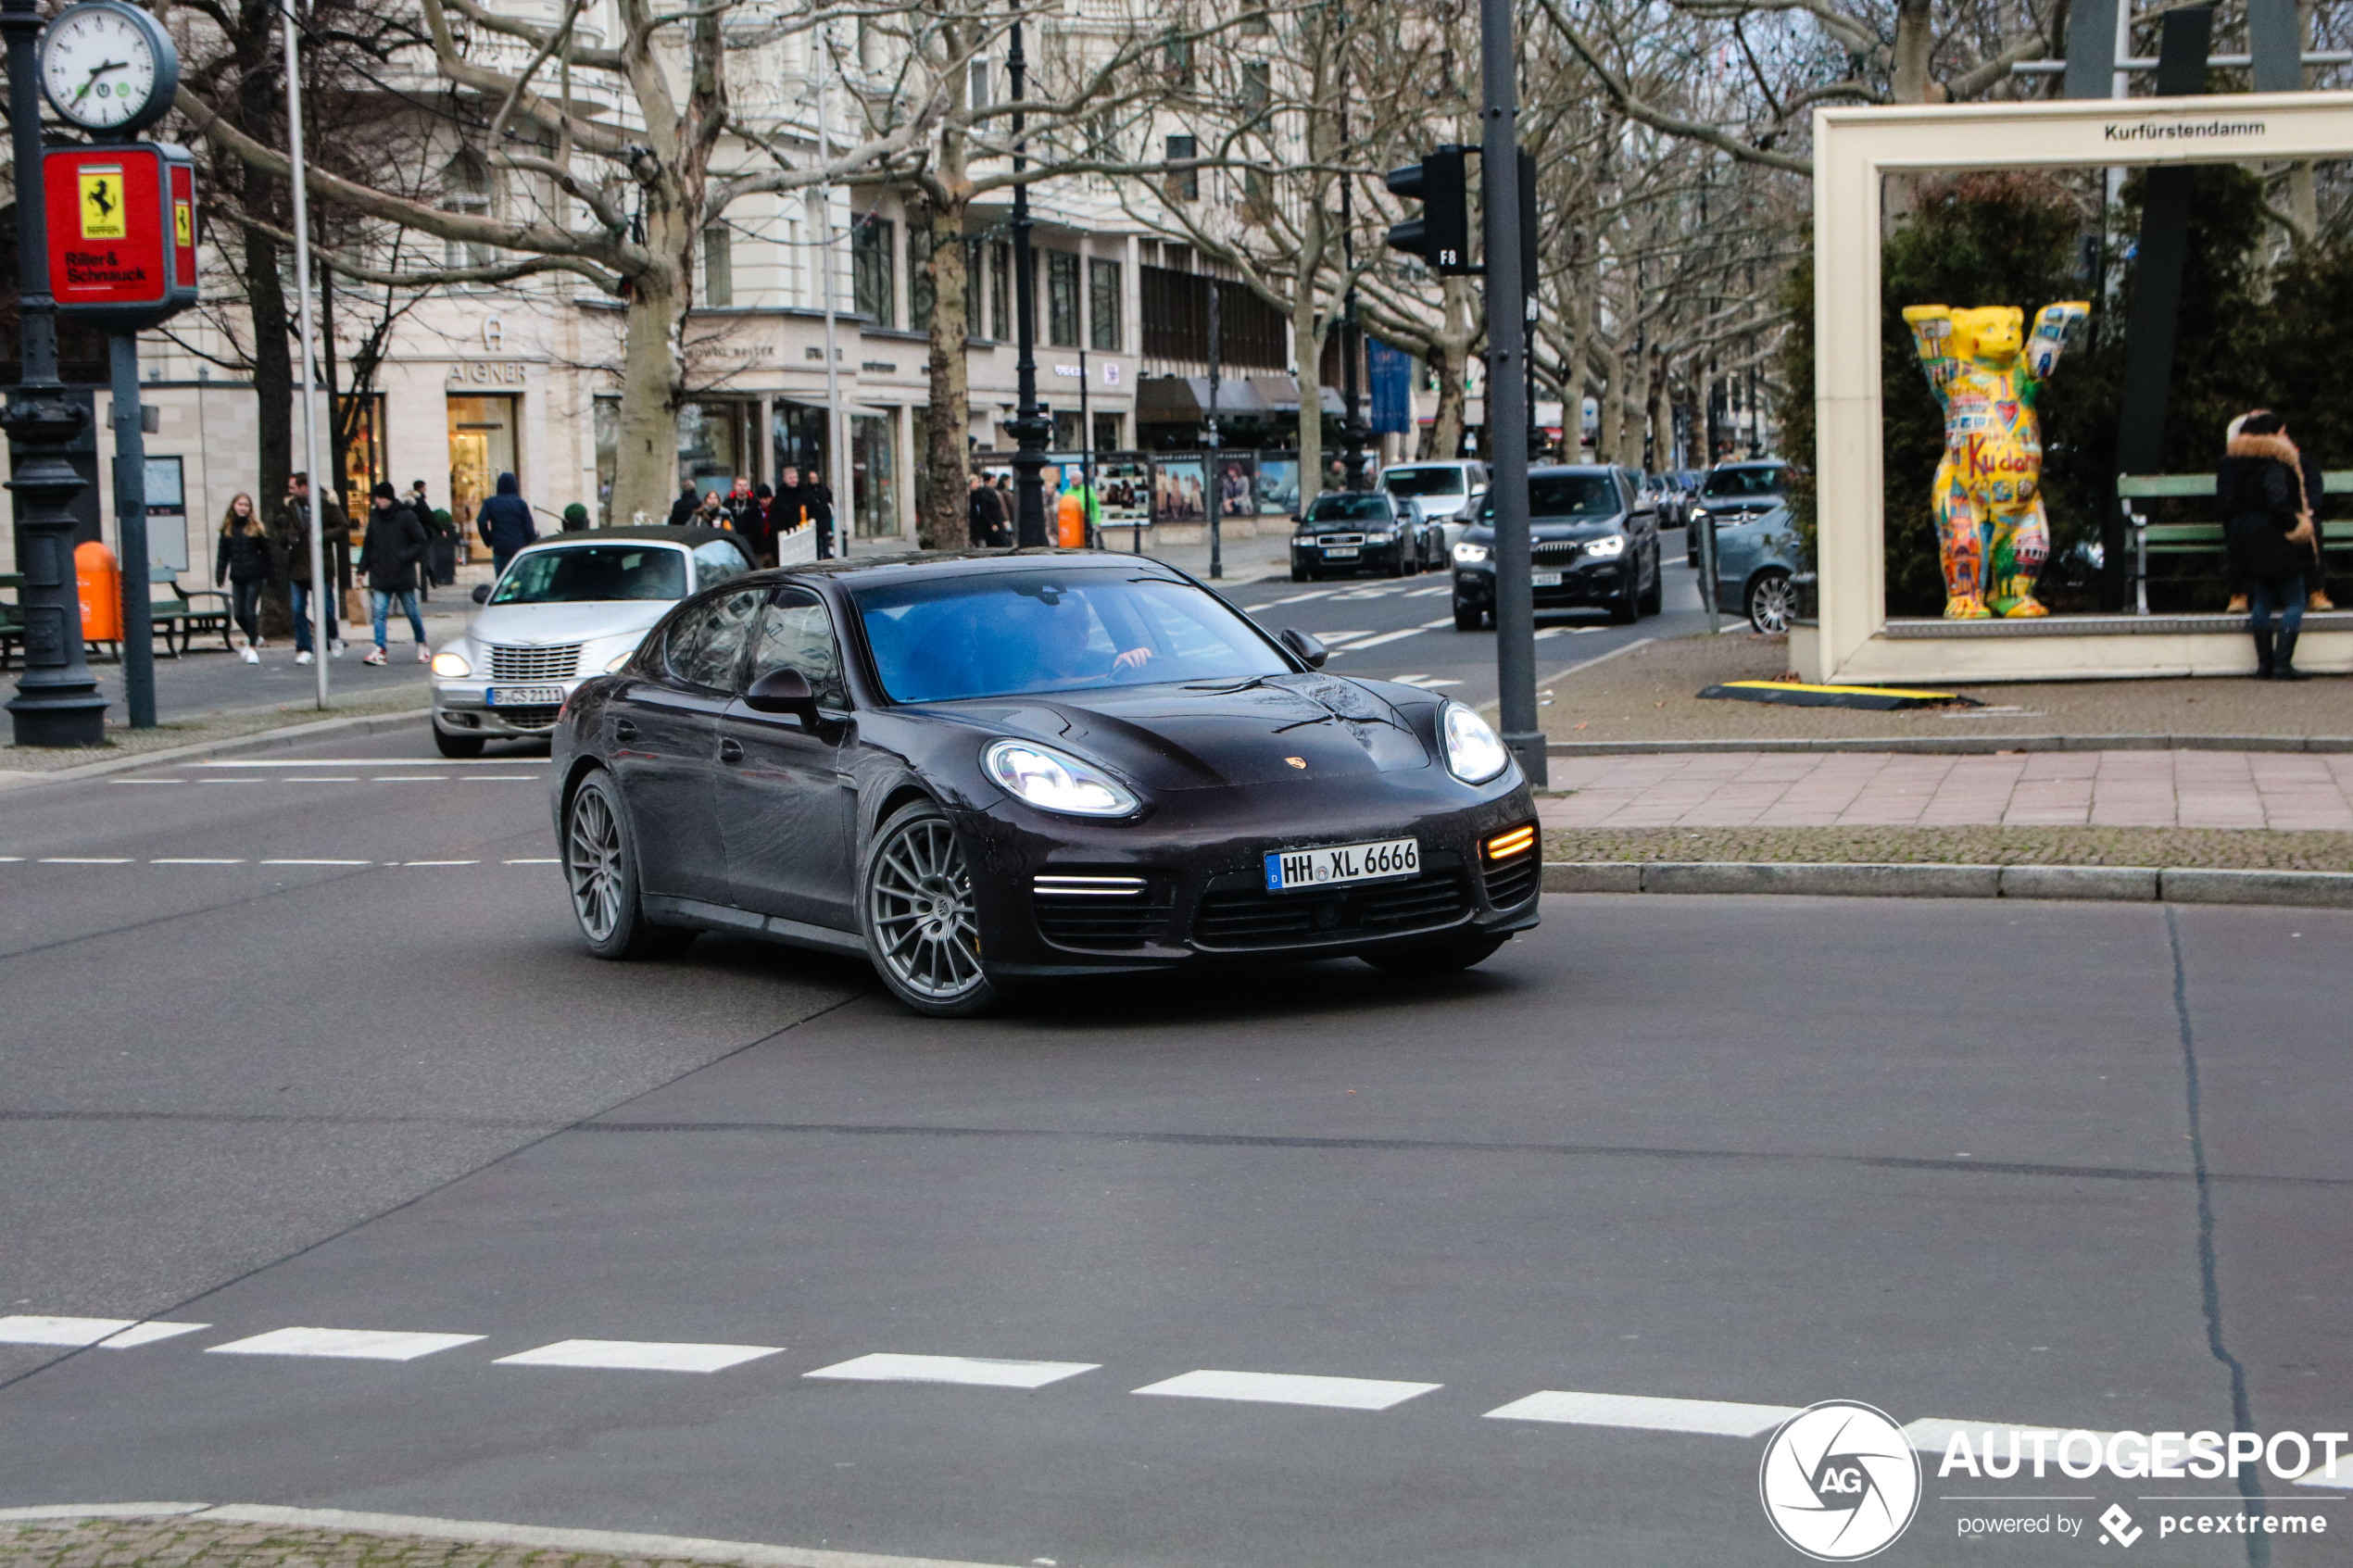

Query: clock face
41,5,163,132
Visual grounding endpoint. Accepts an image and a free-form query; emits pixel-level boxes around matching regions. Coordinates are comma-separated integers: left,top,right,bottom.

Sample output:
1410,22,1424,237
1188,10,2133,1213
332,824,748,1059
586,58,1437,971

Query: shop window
1164,135,1198,202
1048,251,1080,347
337,394,386,510
446,394,517,533
850,409,899,538
1088,257,1121,352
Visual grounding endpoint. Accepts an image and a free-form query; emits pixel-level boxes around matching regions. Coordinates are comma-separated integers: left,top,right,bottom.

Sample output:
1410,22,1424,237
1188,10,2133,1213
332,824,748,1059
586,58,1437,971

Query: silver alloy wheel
567,784,623,943
1749,572,1796,634
868,815,984,1000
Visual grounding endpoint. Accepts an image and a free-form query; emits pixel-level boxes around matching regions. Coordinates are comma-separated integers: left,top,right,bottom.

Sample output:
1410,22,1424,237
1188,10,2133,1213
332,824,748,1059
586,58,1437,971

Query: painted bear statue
1900,301,2091,619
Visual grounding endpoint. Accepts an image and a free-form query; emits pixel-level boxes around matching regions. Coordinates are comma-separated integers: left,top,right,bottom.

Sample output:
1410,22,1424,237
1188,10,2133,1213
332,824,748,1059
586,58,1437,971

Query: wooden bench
148,567,233,657
2117,472,2353,613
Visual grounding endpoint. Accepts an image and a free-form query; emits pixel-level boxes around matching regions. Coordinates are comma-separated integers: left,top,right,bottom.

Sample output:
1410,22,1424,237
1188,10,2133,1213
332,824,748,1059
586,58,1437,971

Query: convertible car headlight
1585,533,1628,558
604,650,635,673
1441,701,1511,784
984,739,1139,817
1453,541,1490,565
430,649,471,678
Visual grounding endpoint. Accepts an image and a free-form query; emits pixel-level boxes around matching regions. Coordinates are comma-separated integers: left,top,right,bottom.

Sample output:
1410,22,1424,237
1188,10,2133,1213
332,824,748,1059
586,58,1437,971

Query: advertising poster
1211,454,1257,520
1152,458,1207,523
1093,457,1151,527
1255,456,1301,518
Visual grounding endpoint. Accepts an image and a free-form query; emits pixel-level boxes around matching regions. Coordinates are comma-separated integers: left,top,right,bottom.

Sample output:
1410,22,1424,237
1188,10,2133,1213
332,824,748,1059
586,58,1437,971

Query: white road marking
1900,1418,2108,1454
151,859,245,865
1132,1369,1440,1411
196,779,263,784
39,858,132,864
494,1339,783,1374
108,778,183,784
1329,627,1428,653
0,857,19,863
285,777,361,784
1389,675,1463,689
371,775,448,783
207,1327,484,1361
1264,589,1339,606
400,860,480,867
504,858,561,865
1404,583,1452,596
259,859,372,867
464,775,539,782
197,759,537,768
1311,631,1378,646
806,1353,1100,1390
1483,1389,1799,1437
0,1315,206,1348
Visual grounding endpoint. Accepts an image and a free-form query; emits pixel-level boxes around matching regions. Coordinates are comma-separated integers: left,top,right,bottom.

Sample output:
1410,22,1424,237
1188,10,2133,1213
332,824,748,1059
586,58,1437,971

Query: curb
0,707,433,791
1541,860,2353,908
1546,734,2353,758
0,1502,1015,1568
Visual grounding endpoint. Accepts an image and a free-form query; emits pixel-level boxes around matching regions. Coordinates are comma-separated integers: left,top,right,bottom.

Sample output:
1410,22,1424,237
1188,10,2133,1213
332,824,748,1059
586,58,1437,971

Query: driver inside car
1000,586,1152,685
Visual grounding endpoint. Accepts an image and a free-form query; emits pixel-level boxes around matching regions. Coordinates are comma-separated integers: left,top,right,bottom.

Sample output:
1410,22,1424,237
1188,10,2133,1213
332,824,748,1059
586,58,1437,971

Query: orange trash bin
1056,487,1087,548
75,540,122,643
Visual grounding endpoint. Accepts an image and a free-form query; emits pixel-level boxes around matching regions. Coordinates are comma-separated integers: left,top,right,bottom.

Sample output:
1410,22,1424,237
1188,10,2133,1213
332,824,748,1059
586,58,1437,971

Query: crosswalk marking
39,858,131,864
258,859,372,867
1483,1389,1799,1437
1132,1370,1441,1411
400,860,481,867
0,1315,209,1348
1327,626,1428,654
207,1327,484,1361
806,1353,1100,1389
1899,1417,2107,1454
151,859,245,865
1404,583,1453,596
493,1339,783,1374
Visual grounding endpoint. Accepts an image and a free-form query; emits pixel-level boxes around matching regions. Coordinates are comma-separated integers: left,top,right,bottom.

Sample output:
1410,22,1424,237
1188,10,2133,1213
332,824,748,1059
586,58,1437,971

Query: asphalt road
2,723,2347,1568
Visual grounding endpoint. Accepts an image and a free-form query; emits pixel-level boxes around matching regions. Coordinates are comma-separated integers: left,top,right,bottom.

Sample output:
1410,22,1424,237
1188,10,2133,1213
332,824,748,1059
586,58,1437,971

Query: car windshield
491,546,687,604
1305,494,1394,523
1702,466,1783,499
1379,468,1466,497
1474,473,1621,523
856,570,1291,703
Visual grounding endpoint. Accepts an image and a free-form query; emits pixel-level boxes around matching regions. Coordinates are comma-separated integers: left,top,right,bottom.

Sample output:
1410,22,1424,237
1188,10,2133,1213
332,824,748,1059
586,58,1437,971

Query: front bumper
1293,538,1405,572
433,676,593,738
956,769,1541,976
1452,558,1629,609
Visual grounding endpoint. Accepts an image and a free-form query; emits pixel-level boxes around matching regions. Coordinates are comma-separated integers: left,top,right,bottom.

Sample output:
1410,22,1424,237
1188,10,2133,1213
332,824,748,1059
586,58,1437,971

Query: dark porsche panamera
550,549,1541,1016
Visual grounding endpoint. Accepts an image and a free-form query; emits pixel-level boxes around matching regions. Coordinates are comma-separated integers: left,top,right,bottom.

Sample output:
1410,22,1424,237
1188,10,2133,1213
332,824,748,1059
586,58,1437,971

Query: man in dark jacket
358,483,431,666
473,471,536,578
2219,411,2316,681
968,470,1008,547
269,472,349,665
668,481,701,527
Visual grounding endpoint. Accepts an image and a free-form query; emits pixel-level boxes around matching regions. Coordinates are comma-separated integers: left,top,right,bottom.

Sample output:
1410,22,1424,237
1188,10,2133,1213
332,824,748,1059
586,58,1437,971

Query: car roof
1713,459,1784,470
1529,464,1623,477
764,546,1191,590
522,526,747,553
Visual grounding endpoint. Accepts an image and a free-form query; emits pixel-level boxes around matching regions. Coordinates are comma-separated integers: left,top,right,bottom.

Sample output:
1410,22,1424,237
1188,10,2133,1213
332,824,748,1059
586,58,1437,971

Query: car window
1305,494,1394,523
1701,466,1785,499
749,591,848,710
1378,467,1466,497
691,538,753,589
1474,473,1622,522
855,569,1290,703
663,586,765,694
490,545,686,604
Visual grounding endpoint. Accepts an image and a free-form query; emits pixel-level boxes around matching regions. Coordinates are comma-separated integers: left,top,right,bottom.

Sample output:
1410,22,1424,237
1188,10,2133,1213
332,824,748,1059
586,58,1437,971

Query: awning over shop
1136,375,1275,422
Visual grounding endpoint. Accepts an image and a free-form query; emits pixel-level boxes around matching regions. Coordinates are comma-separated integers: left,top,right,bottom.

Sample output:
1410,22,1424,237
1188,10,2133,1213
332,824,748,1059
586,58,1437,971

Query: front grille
1315,533,1366,547
1033,875,1174,950
1483,852,1540,909
1190,852,1471,949
491,704,562,731
487,643,583,682
1532,539,1585,564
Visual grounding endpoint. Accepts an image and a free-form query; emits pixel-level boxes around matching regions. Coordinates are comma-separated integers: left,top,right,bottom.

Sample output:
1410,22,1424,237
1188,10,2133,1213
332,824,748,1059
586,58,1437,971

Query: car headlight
1440,701,1511,784
1690,507,1708,521
605,650,635,673
430,649,471,678
983,739,1139,817
1365,530,1394,543
1453,541,1490,565
1586,533,1627,558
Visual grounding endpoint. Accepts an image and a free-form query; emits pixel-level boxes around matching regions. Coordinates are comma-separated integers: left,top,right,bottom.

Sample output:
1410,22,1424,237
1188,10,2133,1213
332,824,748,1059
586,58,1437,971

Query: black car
551,550,1541,1017
1450,465,1663,630
1687,459,1786,567
1290,492,1444,581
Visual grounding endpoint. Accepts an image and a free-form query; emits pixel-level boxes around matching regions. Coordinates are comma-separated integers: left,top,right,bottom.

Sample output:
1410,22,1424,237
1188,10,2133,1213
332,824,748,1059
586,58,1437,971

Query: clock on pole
38,0,176,135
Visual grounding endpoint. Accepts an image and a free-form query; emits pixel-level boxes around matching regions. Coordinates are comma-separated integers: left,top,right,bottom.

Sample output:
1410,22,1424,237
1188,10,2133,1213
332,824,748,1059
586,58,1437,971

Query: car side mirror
1279,627,1327,670
471,583,492,604
744,666,820,725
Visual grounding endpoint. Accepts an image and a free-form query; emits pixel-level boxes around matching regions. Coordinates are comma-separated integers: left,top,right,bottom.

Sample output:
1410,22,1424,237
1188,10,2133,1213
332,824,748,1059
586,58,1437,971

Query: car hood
464,599,673,647
925,673,1433,789
1464,518,1626,543
1301,520,1395,536
1390,494,1469,519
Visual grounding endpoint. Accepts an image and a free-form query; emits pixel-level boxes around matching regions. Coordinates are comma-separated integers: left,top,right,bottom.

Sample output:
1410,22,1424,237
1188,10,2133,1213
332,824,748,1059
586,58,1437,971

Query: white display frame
1800,92,2353,683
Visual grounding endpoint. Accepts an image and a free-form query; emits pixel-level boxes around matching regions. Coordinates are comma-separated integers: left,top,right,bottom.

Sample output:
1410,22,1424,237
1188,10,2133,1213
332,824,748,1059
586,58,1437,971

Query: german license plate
488,685,566,707
1530,571,1562,587
1264,835,1419,893
1322,546,1360,558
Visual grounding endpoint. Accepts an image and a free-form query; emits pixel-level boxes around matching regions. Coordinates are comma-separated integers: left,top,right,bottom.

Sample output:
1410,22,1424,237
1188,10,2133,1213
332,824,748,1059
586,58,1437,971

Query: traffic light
1385,146,1472,273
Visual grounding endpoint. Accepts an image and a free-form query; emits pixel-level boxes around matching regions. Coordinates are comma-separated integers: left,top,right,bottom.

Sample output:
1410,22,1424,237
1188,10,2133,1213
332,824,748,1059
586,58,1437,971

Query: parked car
1450,464,1663,629
429,526,758,758
550,550,1541,1016
1687,459,1787,566
1377,460,1490,548
1708,500,1805,633
1290,491,1444,580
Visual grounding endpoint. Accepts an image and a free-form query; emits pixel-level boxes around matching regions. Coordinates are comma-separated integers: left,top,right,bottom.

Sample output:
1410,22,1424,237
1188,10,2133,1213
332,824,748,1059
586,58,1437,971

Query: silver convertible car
429,526,757,757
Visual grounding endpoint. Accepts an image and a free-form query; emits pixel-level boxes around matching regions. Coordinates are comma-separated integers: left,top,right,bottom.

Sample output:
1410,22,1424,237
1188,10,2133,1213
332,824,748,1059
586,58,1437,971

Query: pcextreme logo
1759,1401,1922,1561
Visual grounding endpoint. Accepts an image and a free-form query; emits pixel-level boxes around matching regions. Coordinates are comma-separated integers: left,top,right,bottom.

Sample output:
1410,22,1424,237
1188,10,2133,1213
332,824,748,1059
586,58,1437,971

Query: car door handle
612,719,638,743
719,738,744,763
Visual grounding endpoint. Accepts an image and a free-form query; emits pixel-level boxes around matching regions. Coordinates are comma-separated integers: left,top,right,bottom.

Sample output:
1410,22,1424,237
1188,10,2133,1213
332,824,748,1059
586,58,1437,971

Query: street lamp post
1338,154,1368,491
4,0,108,746
1005,13,1051,547
1478,0,1542,786
1204,276,1221,578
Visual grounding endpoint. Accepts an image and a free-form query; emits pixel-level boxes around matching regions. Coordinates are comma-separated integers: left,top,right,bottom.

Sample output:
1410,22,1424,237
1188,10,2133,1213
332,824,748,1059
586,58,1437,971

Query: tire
1607,586,1639,624
1290,562,1308,583
564,770,696,960
1746,569,1796,634
1361,936,1506,978
433,727,485,759
1389,552,1408,578
1454,600,1485,632
861,798,1000,1018
1638,547,1664,615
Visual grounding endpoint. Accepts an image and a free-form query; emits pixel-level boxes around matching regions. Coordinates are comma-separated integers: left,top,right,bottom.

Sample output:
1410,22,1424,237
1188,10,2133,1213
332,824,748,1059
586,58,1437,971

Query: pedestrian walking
268,471,349,666
473,471,536,579
722,476,761,535
358,482,430,666
214,492,273,663
968,470,1007,547
743,483,779,564
668,481,701,527
2219,410,2317,681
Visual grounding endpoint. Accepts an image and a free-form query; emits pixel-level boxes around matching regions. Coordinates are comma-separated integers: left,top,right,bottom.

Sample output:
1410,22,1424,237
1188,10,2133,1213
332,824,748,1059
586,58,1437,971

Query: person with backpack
214,492,273,663
358,483,431,666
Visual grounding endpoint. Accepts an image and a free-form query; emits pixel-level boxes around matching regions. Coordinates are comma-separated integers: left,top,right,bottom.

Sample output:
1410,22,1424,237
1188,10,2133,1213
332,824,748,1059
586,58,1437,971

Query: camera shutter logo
1758,1400,1921,1561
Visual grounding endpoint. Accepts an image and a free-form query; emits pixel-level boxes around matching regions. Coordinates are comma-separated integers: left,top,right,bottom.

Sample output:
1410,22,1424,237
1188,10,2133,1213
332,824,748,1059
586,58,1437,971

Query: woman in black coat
2217,410,2317,681
213,492,273,662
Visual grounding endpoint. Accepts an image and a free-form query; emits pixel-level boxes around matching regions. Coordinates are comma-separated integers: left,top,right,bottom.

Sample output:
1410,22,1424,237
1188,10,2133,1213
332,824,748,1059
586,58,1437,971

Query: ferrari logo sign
78,167,126,238
173,197,193,248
